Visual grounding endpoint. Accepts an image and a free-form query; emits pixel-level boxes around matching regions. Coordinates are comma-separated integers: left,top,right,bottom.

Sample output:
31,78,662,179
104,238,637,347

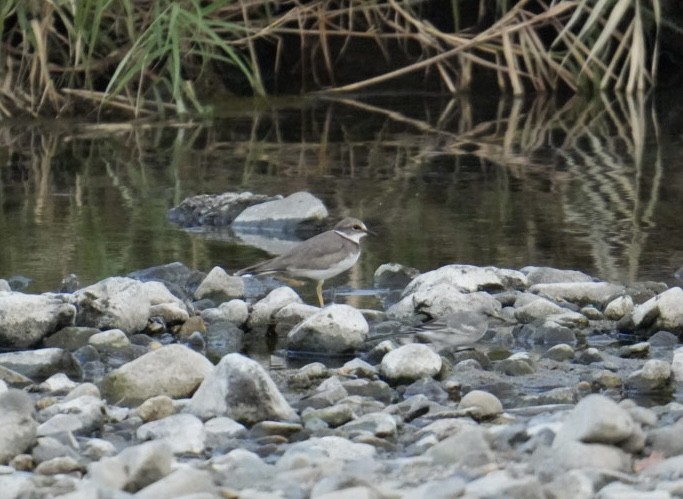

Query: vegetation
0,0,670,117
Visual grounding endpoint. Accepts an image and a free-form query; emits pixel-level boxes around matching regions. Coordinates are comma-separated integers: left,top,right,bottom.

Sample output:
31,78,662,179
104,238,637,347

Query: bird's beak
365,226,377,236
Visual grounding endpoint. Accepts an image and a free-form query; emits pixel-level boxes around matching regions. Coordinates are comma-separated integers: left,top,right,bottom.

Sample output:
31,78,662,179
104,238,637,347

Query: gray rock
388,284,502,321
543,343,575,362
314,486,380,499
0,280,10,292
380,344,442,384
553,394,635,448
32,436,79,465
99,344,213,406
89,329,130,350
545,470,594,499
459,390,503,419
0,390,37,464
672,347,683,382
279,436,375,463
514,297,565,323
521,266,594,285
247,287,303,328
88,440,173,492
273,302,320,332
465,470,545,499
342,379,394,404
373,263,420,290
287,305,369,353
44,327,101,351
167,191,277,227
604,295,634,320
148,302,190,326
427,426,494,466
232,191,328,229
0,365,32,386
537,440,630,473
204,417,247,449
530,282,624,306
403,265,528,295
213,299,250,326
137,413,205,454
136,395,175,422
38,395,106,434
188,353,298,424
36,413,83,436
0,348,81,381
302,404,354,427
626,359,671,392
38,373,79,394
654,287,683,333
0,292,76,348
135,467,217,499
339,413,398,438
73,277,186,334
518,319,577,346
193,266,244,301
642,455,683,480
596,481,671,499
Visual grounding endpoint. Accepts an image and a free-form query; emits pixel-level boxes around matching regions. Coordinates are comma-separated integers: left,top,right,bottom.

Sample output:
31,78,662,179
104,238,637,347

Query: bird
236,217,372,307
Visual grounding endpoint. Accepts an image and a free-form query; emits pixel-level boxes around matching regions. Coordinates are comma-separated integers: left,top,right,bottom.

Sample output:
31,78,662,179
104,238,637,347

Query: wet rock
514,297,565,323
388,284,502,321
591,370,622,389
648,330,679,347
87,440,173,492
0,292,76,348
654,287,683,333
135,395,175,422
0,348,81,381
496,352,535,376
287,305,369,353
204,417,247,449
380,344,442,384
38,373,78,394
188,353,298,423
0,390,37,464
403,265,527,295
99,344,213,406
536,440,630,473
73,277,186,334
671,347,683,381
604,295,634,321
459,390,503,419
43,327,101,351
619,341,650,358
543,343,575,362
247,287,303,328
88,329,130,350
626,359,671,392
273,302,320,332
339,413,398,438
575,347,604,365
167,191,276,227
465,470,544,498
32,436,79,465
193,266,244,301
517,320,577,346
202,299,250,327
553,394,635,448
521,266,594,285
38,395,106,434
232,191,328,230
427,426,494,466
204,320,244,362
302,403,354,427
137,413,205,454
373,263,420,290
0,279,10,292
530,282,624,306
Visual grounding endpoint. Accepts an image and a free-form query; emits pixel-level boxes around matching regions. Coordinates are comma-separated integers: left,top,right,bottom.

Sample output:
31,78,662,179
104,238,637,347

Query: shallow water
2,91,683,305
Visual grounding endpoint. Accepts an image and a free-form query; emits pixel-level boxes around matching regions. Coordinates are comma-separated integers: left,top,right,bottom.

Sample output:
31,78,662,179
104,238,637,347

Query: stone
279,436,375,463
232,191,328,229
427,426,494,467
521,266,594,285
672,347,683,381
380,344,442,384
73,277,186,334
543,344,575,362
188,353,298,424
167,191,277,227
403,265,527,295
373,263,420,290
38,395,106,434
649,419,683,457
88,329,130,350
148,303,190,325
596,481,670,499
287,305,369,353
536,440,630,473
553,394,634,448
193,266,245,301
530,282,624,306
0,348,81,381
604,295,634,321
656,287,683,333
514,297,565,323
214,299,250,326
204,417,247,449
38,373,78,394
0,292,76,347
465,470,545,499
135,467,217,499
136,395,175,422
545,470,594,499
43,327,100,351
459,390,503,419
0,390,37,464
248,287,303,328
99,344,213,406
137,413,205,454
339,413,398,438
387,284,502,321
626,359,671,392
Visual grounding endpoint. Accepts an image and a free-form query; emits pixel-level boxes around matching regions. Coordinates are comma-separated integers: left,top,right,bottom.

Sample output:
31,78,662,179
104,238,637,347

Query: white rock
74,277,186,334
149,303,190,324
233,191,328,225
194,266,245,300
459,390,503,418
521,267,594,285
388,284,502,321
38,373,78,394
205,417,247,449
514,298,565,323
287,305,369,353
0,292,76,347
279,436,375,463
402,265,527,295
135,467,217,499
0,390,37,464
380,344,442,384
553,394,634,448
38,395,105,434
88,329,130,349
672,347,683,382
530,282,624,306
656,287,683,332
248,287,303,328
0,348,81,381
188,353,298,424
218,299,250,325
465,470,544,498
99,344,213,406
137,413,205,454
604,295,634,321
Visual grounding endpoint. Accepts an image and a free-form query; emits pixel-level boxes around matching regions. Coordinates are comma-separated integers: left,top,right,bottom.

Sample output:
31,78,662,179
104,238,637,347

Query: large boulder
232,191,328,231
0,292,76,347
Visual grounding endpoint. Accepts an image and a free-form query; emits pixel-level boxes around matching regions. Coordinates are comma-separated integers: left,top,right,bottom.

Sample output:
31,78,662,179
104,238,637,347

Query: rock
514,297,565,323
148,302,190,325
314,486,380,499
88,329,130,350
204,320,245,362
73,277,186,334
135,467,217,499
604,295,634,320
204,417,247,449
188,353,298,424
43,327,100,351
38,373,78,394
36,414,83,436
0,292,76,347
99,344,213,406
0,348,81,381
0,390,37,464
553,394,635,448
137,413,205,454
287,305,369,353
88,440,173,492
302,404,354,427
671,347,683,381
596,481,670,499
373,263,420,289
279,436,375,463
273,302,320,332
521,266,594,285
543,344,575,362
203,299,250,326
193,266,245,301
654,287,683,333
403,265,527,295
427,426,494,467
167,191,277,227
545,470,595,499
536,440,630,473
136,395,175,422
517,320,577,346
648,330,679,347
34,455,82,475
38,395,106,434
32,436,79,465
626,359,671,392
387,284,502,321
380,344,442,384
459,390,503,419
648,419,683,457
465,470,545,498
530,282,624,306
232,191,328,230
247,287,303,328
339,413,398,438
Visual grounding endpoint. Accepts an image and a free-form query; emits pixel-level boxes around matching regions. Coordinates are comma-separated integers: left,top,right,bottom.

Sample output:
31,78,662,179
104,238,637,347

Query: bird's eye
353,225,361,230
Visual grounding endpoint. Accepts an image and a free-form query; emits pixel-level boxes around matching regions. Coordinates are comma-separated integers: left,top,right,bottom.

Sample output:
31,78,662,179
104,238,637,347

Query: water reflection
0,92,682,296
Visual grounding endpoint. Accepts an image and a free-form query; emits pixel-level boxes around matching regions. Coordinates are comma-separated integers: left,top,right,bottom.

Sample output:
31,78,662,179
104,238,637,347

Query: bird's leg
316,280,325,307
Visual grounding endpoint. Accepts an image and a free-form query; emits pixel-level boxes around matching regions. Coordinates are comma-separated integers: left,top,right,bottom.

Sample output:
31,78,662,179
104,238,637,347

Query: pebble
380,344,442,384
